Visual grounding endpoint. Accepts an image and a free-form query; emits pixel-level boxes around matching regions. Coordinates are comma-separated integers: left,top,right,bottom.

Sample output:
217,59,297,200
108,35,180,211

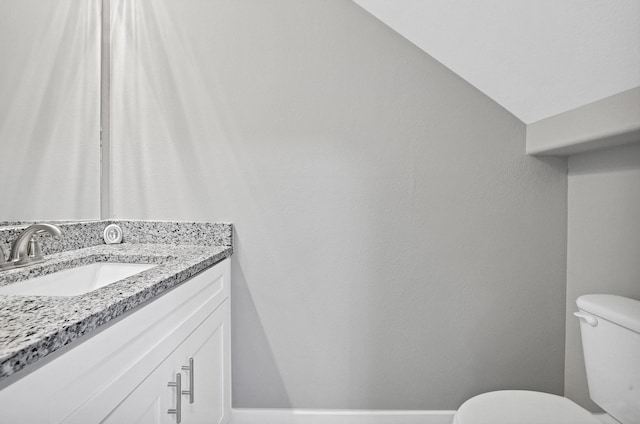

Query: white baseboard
231,408,455,424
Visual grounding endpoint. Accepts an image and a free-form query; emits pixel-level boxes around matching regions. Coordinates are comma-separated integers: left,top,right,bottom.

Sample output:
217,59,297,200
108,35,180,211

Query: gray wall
110,0,568,409
564,142,640,410
0,0,101,221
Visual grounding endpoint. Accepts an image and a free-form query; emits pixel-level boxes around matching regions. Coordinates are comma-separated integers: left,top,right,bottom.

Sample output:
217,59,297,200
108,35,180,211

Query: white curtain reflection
0,0,101,221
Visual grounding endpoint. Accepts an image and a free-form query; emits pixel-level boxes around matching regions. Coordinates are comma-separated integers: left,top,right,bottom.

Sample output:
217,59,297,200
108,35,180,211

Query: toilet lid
454,390,601,424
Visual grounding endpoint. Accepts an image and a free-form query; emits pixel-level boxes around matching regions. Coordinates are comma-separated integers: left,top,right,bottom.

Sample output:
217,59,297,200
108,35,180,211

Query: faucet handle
27,237,43,260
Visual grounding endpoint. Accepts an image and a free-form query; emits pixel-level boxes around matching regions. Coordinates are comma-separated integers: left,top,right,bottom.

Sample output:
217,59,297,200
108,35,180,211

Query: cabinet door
98,356,178,424
178,301,231,424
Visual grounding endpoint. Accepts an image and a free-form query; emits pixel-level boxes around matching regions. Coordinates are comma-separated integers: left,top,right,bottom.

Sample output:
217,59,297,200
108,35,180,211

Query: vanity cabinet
100,303,229,424
0,259,231,424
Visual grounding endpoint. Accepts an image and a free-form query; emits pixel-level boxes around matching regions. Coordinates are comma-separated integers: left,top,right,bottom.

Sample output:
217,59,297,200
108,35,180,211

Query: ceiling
352,0,640,124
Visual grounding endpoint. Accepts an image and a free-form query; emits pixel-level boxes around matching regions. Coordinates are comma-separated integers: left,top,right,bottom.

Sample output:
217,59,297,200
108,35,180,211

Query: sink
0,262,156,297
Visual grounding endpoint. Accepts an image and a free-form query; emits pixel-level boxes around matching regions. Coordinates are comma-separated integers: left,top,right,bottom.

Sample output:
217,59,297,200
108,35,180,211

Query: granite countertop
0,242,232,381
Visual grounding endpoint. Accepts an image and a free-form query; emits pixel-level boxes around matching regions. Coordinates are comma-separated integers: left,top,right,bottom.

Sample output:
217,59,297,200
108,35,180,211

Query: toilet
454,294,640,424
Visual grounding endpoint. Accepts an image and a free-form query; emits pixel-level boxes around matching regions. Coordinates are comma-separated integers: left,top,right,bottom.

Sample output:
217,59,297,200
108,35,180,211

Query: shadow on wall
231,233,292,408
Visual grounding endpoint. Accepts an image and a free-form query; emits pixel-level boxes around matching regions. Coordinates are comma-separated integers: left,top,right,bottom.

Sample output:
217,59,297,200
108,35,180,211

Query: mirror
0,0,102,223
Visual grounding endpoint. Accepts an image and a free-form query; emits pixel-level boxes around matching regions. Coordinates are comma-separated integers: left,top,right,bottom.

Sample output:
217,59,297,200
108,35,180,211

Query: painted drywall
564,142,640,410
0,0,101,221
110,0,568,409
527,87,640,156
352,0,640,124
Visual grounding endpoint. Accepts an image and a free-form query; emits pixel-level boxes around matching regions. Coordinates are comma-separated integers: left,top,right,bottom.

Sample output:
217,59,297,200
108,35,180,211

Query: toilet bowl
453,294,640,424
453,390,600,424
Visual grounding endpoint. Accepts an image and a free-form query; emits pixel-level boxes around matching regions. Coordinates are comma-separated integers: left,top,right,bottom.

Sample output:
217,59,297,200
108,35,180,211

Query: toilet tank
576,294,640,424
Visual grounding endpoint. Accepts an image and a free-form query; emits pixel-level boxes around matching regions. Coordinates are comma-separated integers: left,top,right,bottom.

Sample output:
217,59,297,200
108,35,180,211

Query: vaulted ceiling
353,0,640,124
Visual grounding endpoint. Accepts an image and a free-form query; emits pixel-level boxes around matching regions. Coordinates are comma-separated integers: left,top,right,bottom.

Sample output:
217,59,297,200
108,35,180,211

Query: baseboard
231,408,456,424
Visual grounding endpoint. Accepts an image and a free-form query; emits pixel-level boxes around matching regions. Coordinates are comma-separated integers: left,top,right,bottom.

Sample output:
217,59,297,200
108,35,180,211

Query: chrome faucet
0,223,63,271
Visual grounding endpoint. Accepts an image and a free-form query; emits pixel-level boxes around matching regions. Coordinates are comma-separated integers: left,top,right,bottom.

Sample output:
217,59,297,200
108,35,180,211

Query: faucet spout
7,223,63,263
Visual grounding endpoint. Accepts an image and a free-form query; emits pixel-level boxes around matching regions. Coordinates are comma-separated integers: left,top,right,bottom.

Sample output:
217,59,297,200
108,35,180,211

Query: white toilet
454,294,640,424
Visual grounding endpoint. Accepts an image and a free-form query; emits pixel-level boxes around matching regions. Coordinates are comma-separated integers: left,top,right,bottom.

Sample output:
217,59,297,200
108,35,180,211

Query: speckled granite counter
0,220,232,257
0,221,233,382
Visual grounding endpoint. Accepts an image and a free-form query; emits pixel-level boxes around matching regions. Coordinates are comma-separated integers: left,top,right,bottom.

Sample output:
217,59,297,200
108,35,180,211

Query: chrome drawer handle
168,373,182,423
181,357,195,404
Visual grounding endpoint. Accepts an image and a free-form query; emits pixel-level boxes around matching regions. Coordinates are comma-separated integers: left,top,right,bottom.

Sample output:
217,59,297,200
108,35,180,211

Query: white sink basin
0,262,156,297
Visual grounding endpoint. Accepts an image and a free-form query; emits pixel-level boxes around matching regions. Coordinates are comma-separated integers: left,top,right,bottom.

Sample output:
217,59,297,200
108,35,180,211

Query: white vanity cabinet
99,303,229,424
0,258,231,424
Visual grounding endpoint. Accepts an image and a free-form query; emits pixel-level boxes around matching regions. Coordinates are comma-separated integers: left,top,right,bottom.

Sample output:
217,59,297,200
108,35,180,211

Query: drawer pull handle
181,358,195,404
167,373,182,423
